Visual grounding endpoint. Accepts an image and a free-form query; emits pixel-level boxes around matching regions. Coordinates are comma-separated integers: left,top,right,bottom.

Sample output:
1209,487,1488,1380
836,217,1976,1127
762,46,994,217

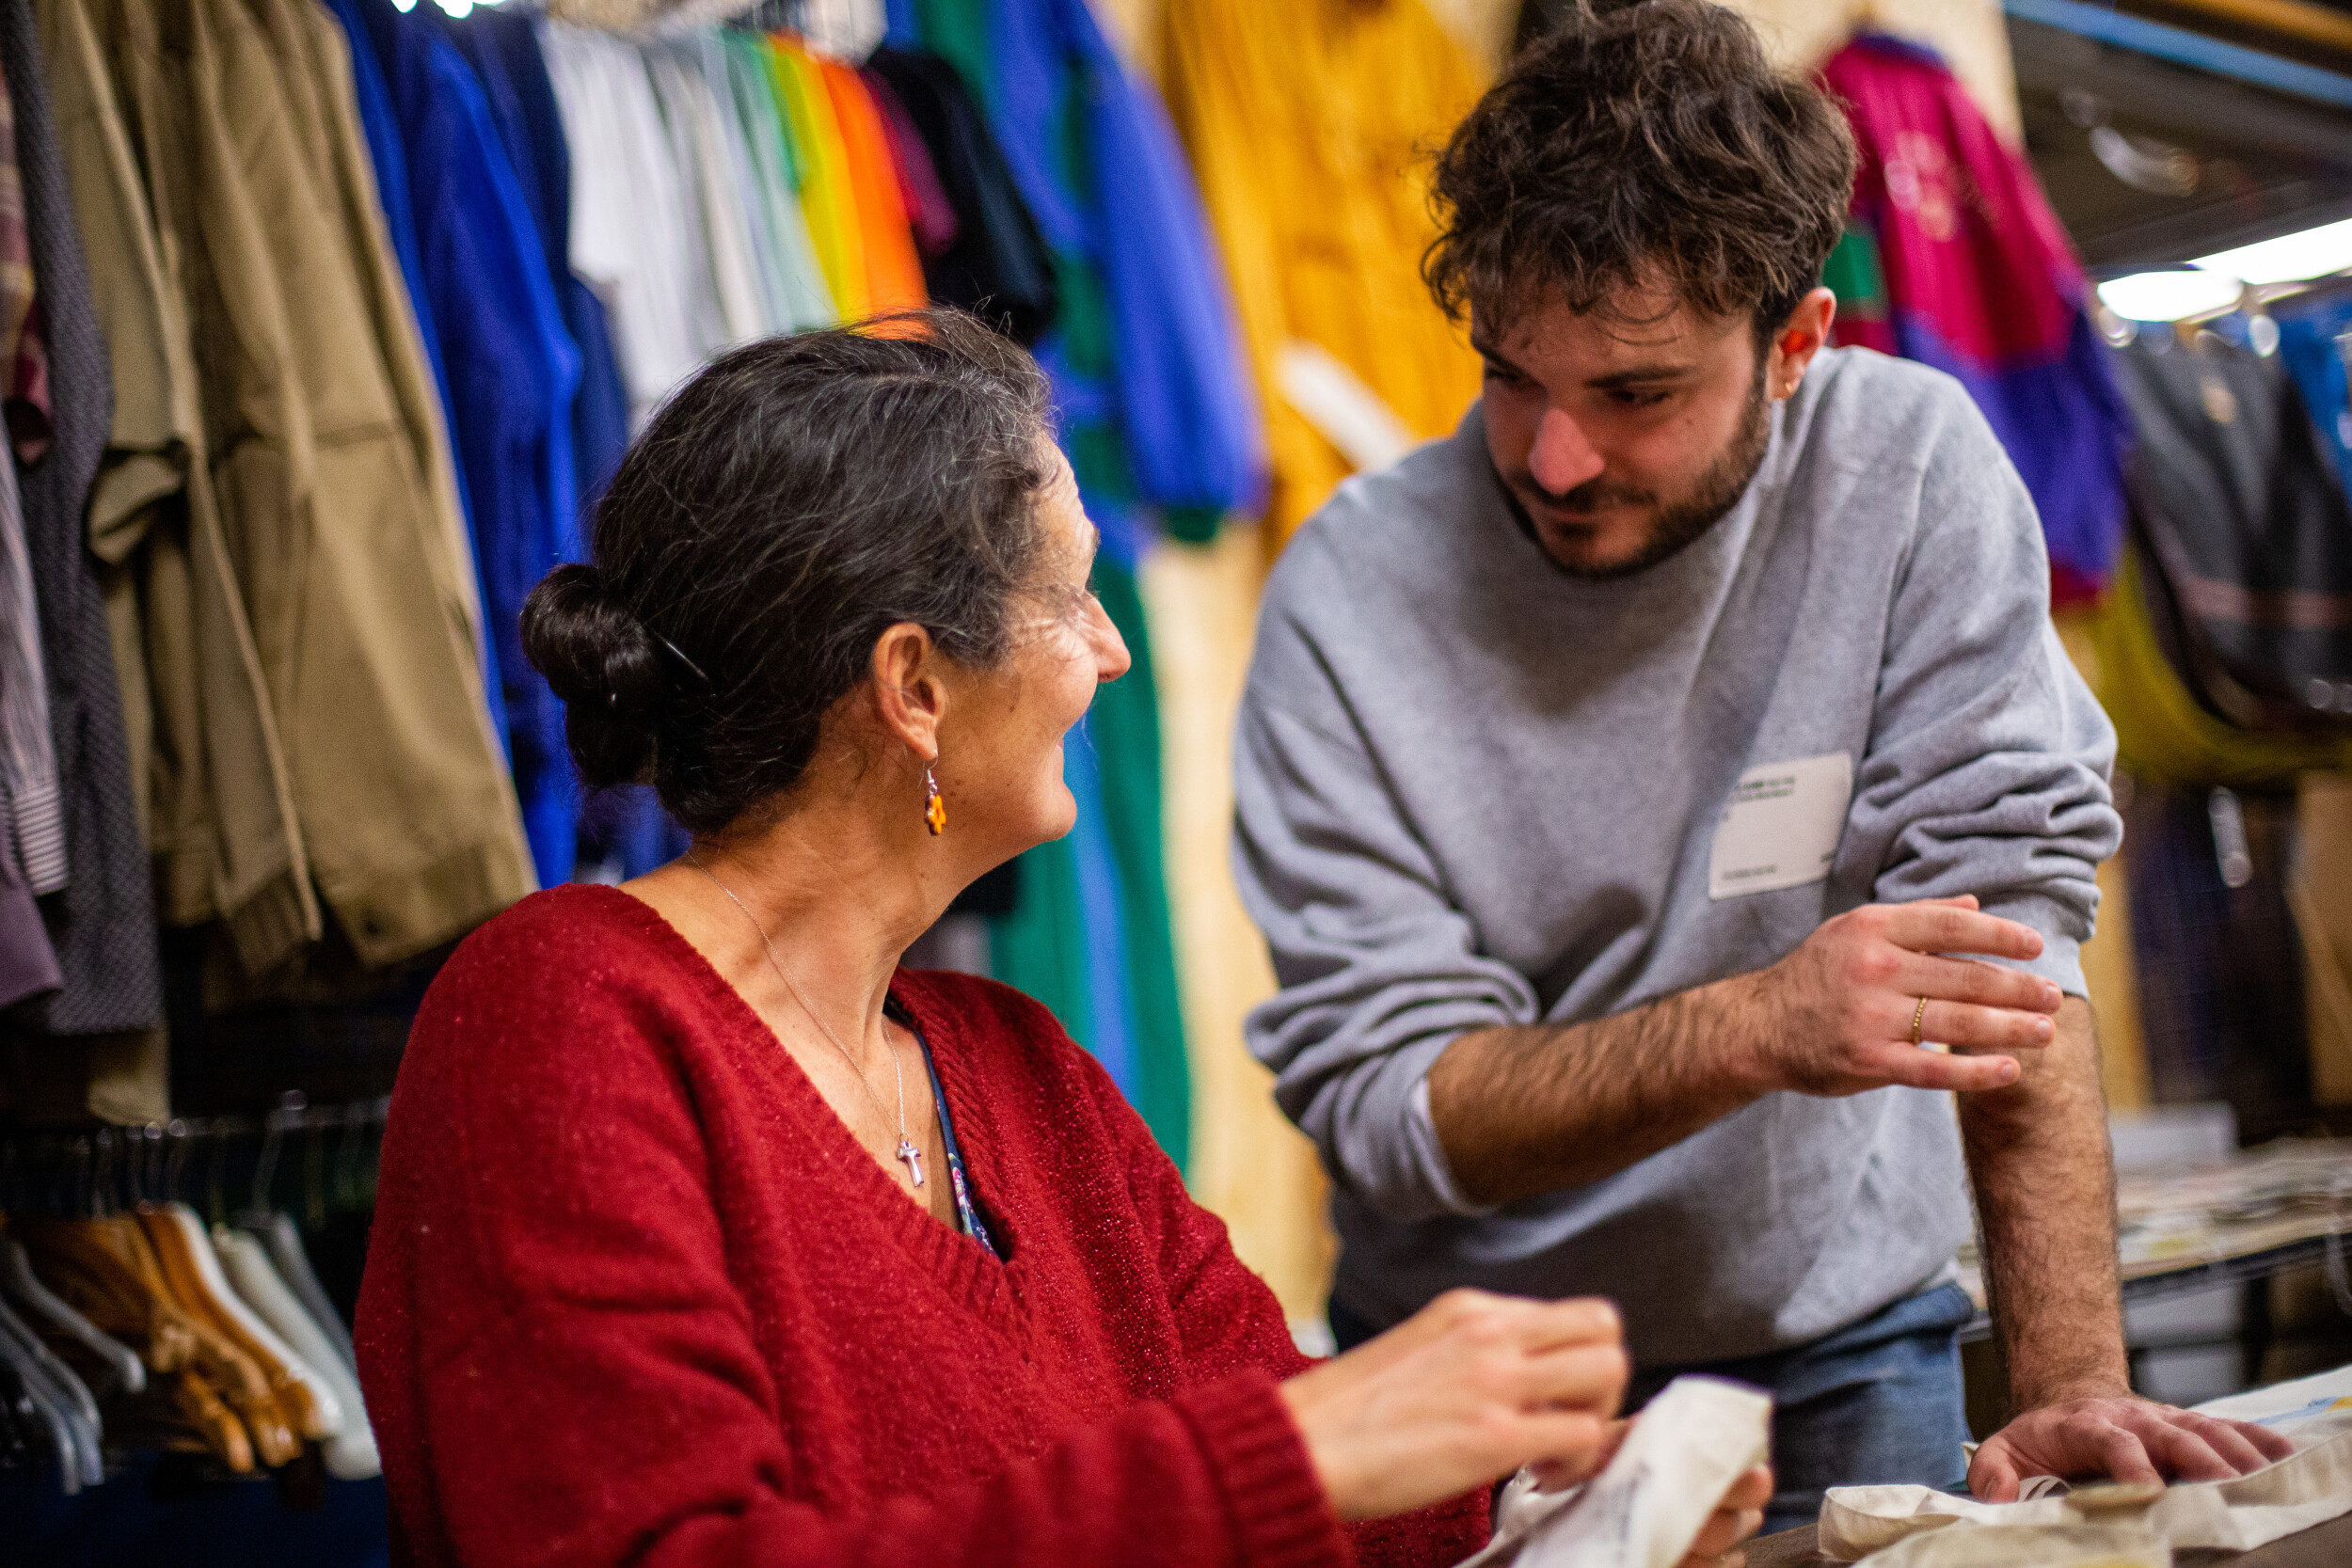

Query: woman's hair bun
519,562,670,788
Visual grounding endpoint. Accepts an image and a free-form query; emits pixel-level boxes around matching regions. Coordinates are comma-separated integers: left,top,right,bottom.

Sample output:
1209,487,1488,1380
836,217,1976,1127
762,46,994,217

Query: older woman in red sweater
355,313,1770,1568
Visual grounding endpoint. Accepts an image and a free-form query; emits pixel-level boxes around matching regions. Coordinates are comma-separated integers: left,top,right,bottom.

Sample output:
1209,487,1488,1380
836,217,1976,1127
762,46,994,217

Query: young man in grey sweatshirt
1232,0,2287,1529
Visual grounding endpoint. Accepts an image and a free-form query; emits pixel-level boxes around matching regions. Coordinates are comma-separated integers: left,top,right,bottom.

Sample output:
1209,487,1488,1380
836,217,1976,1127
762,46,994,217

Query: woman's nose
1093,602,1133,683
1529,406,1605,496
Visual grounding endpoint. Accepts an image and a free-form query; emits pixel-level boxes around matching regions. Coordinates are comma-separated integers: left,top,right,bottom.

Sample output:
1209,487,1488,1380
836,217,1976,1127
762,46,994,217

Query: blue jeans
1330,1281,1976,1535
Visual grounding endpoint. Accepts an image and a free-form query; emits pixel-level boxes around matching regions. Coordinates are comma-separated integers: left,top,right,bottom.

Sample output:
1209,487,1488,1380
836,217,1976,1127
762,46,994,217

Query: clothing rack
0,1094,391,1227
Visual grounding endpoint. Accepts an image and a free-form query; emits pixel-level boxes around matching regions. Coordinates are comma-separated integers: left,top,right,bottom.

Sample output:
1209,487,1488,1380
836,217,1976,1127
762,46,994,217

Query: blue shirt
342,0,583,891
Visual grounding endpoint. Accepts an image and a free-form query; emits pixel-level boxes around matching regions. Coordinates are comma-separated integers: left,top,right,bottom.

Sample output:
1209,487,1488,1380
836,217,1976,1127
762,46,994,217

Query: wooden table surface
1745,1511,2352,1565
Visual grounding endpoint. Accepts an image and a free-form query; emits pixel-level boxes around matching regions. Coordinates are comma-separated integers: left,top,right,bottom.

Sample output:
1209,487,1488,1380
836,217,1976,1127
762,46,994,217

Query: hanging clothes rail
0,1094,388,1494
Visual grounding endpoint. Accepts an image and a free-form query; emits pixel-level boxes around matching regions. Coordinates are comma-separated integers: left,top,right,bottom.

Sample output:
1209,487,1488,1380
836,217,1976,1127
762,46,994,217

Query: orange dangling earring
923,763,947,836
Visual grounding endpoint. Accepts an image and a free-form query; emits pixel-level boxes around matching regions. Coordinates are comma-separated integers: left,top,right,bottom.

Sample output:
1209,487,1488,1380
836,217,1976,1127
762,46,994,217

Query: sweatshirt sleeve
1844,385,2122,994
1231,550,1542,1224
361,939,1355,1568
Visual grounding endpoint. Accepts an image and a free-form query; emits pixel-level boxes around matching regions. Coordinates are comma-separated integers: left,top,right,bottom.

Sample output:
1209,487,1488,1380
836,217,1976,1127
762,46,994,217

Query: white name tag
1708,752,1852,900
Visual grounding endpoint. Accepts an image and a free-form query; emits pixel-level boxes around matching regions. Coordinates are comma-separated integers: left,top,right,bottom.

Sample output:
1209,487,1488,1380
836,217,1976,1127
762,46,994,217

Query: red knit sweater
357,884,1488,1568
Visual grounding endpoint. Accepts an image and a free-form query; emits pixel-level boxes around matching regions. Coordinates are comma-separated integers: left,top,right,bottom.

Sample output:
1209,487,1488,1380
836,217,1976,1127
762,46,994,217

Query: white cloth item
1839,1523,2169,1568
643,46,757,353
714,35,836,330
1818,1415,2352,1561
1456,1377,1772,1568
539,22,704,420
799,0,885,61
688,35,795,335
215,1226,379,1481
156,1203,342,1441
2195,1361,2352,1426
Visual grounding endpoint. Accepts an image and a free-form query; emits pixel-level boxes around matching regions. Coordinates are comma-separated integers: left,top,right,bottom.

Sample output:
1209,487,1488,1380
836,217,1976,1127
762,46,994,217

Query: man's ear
869,622,946,762
1767,287,1838,401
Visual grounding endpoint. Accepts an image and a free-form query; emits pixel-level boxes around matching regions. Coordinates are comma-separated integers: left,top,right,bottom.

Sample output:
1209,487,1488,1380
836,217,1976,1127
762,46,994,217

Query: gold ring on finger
1910,994,1930,1049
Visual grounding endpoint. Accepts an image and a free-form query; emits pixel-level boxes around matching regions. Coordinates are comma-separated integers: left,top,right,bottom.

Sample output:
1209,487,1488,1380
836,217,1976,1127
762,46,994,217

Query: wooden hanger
135,1208,309,1464
26,1212,292,1468
153,1204,344,1441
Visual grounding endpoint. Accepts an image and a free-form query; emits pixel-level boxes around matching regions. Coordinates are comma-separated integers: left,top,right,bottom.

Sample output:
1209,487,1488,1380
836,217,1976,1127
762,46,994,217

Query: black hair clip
654,632,712,690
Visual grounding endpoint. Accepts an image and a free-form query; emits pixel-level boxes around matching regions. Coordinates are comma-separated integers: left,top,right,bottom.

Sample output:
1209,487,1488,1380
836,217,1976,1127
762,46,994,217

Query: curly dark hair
1425,0,1856,338
520,310,1054,838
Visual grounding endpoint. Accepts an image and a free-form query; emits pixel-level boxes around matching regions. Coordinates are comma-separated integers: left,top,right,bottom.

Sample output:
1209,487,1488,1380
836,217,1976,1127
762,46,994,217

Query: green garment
914,0,994,112
982,832,1095,1052
1086,560,1189,1168
1822,222,1891,334
721,35,836,329
923,0,1192,1169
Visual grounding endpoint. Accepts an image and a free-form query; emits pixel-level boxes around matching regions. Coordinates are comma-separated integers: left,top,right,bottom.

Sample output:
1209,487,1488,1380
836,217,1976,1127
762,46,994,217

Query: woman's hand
1674,1461,1772,1566
1531,1421,1772,1566
1278,1290,1627,1522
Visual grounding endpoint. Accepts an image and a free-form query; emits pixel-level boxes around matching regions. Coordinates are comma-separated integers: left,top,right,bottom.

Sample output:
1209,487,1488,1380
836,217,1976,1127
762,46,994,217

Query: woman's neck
626,764,960,1057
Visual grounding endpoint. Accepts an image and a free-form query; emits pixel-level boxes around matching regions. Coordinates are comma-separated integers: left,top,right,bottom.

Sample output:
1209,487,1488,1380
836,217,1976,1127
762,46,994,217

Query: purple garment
1822,33,2131,602
0,821,56,1006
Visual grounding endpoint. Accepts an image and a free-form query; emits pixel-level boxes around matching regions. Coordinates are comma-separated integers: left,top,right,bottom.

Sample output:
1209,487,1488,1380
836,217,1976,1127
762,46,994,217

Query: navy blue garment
891,998,999,1257
330,0,456,474
342,0,582,890
441,9,631,509
443,8,676,879
982,0,1264,533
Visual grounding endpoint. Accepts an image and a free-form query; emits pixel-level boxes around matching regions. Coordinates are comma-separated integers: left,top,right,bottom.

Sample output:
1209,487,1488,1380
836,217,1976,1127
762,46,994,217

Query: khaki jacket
49,0,531,978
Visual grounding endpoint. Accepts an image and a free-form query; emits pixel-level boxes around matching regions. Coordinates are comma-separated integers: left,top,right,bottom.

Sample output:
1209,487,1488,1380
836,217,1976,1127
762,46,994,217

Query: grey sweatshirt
1233,348,2122,1367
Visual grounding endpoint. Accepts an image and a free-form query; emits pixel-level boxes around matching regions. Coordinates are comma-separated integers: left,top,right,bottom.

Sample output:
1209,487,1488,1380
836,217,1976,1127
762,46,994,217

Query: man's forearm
1425,978,1770,1206
1958,995,2128,1407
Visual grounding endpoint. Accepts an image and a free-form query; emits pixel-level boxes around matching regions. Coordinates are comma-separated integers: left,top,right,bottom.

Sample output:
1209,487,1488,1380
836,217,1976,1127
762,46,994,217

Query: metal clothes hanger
0,1333,80,1494
0,1237,143,1396
0,1291,101,1487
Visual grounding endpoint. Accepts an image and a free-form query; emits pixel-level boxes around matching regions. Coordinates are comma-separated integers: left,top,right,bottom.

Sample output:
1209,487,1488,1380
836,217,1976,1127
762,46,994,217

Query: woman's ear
869,622,946,760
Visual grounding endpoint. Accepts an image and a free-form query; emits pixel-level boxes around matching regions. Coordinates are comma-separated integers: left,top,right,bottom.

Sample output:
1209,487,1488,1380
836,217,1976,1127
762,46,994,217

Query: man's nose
1528,406,1605,497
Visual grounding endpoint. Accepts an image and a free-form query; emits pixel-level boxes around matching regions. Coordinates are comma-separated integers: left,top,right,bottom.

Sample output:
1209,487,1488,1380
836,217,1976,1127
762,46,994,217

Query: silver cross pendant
897,1136,926,1189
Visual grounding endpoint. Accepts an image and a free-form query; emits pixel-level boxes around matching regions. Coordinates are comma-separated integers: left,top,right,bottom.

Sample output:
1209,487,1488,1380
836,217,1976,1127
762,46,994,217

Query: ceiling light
2191,216,2352,286
2096,270,2244,322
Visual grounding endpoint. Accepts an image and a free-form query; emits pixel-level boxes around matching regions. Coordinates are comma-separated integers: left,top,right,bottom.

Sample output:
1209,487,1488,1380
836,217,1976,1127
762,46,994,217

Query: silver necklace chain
686,850,925,1189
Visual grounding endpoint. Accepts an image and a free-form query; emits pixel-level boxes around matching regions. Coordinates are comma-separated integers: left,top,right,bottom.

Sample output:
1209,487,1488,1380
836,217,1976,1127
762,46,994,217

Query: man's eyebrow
1584,361,1699,389
1469,335,1525,377
1469,336,1698,390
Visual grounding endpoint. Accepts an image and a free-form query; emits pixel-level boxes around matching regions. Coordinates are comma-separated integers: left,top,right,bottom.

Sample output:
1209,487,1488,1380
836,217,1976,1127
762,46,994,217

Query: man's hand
1680,1464,1772,1566
1969,1393,2295,1501
1430,894,2074,1205
1742,895,2064,1097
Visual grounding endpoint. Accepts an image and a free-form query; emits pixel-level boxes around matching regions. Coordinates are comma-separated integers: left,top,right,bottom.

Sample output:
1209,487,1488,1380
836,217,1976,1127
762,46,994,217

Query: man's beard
1516,376,1773,581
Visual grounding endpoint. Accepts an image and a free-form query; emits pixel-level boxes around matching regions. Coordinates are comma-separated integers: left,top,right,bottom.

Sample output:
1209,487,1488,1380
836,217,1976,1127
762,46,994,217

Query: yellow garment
767,35,867,320
1161,0,1486,550
818,56,927,317
2086,547,2352,787
2299,773,2352,1106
